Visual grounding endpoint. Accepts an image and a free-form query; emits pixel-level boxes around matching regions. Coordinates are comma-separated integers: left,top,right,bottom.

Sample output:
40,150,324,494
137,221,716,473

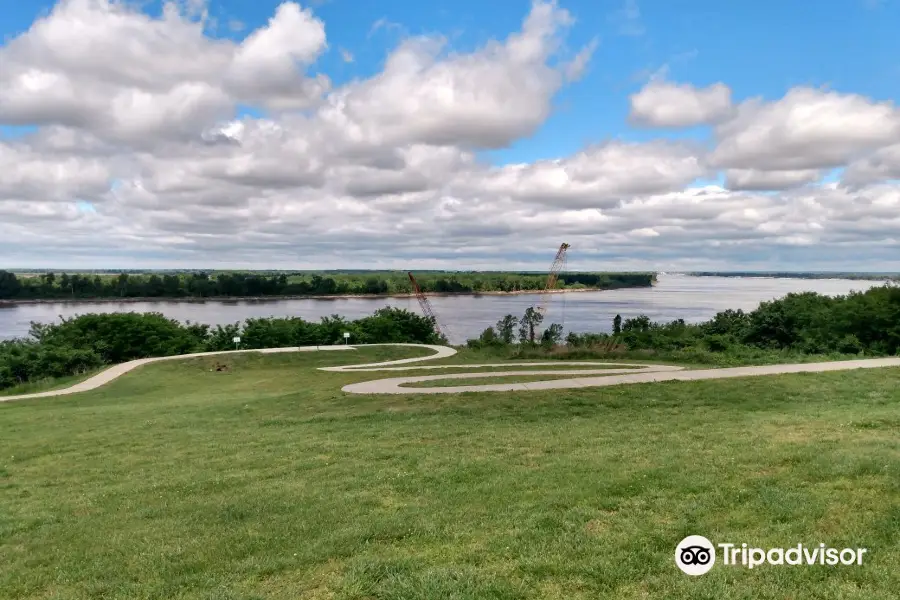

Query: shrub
0,340,103,389
32,313,206,363
467,326,505,349
353,307,444,345
704,334,732,352
540,323,564,348
206,323,243,352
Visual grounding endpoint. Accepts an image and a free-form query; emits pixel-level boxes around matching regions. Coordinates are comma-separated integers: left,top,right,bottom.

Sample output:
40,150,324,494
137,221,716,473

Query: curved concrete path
342,355,900,394
2,343,899,401
0,345,357,402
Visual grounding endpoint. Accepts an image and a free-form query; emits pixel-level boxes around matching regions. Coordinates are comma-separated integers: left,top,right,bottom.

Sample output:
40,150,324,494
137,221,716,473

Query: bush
597,284,900,358
240,317,316,348
205,323,243,352
0,340,103,389
467,326,505,349
704,334,732,352
353,307,444,345
31,313,207,363
566,332,613,347
540,323,564,348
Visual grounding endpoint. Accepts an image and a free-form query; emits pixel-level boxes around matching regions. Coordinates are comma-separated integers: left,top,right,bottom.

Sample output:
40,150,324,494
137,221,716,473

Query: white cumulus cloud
1,0,900,271
629,80,733,128
711,87,900,171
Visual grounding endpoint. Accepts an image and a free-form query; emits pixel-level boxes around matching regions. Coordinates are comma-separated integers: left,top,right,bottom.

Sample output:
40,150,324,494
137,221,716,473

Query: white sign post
233,336,241,350
343,332,350,345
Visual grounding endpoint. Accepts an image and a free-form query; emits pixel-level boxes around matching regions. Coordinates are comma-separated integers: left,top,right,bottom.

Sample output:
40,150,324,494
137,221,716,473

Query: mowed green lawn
1,346,899,599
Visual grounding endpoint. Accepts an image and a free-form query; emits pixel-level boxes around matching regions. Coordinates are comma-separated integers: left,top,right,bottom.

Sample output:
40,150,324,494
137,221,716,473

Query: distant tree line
0,308,443,391
0,270,655,301
467,284,900,360
689,271,899,281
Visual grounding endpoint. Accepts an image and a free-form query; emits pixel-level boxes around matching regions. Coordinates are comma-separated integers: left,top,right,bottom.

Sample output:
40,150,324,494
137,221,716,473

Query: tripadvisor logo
675,535,716,575
675,535,868,576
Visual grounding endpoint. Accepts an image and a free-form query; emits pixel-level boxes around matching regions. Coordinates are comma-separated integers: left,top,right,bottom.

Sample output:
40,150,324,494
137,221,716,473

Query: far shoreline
0,285,641,307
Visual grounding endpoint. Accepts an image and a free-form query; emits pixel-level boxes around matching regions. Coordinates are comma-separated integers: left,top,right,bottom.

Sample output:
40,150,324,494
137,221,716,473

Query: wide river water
0,274,886,344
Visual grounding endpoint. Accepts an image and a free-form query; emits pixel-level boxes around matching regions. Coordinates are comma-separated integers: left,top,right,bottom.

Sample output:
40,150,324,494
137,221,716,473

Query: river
0,274,886,344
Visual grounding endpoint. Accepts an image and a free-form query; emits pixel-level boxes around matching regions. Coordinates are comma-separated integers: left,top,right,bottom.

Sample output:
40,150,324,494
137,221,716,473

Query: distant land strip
688,272,899,281
0,270,655,303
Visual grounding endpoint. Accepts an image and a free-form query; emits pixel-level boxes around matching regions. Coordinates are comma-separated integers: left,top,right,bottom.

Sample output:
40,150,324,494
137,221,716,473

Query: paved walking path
340,354,900,394
0,345,356,402
3,343,900,402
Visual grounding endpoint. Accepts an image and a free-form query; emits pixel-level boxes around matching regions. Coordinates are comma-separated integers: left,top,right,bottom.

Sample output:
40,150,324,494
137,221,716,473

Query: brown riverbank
0,285,647,307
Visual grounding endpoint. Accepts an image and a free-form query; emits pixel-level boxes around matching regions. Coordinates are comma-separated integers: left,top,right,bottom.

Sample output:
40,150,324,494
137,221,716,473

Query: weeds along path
4,343,900,401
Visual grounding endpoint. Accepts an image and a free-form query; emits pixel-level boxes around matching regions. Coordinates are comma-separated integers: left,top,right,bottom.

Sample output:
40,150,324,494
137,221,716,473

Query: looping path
321,344,685,394
2,343,900,402
325,345,900,394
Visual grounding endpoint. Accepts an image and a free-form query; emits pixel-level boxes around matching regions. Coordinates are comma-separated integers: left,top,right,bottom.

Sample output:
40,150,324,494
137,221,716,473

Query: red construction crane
537,242,570,317
408,272,446,339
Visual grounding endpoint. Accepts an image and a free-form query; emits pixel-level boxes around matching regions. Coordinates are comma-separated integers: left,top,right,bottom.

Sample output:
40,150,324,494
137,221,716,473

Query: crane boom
537,242,570,317
408,272,445,339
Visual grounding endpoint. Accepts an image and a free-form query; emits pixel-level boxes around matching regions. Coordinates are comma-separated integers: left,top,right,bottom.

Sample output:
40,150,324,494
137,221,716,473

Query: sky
1,0,900,271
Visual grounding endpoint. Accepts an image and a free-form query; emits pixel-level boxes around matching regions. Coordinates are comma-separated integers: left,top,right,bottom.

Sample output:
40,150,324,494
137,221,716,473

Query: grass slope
1,346,899,599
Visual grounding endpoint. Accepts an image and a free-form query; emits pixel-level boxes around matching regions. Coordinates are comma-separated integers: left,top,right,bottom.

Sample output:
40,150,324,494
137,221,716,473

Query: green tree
58,273,73,297
145,275,165,296
187,273,213,297
466,326,502,349
353,307,442,345
704,309,750,338
162,274,182,296
40,272,56,292
364,277,388,294
518,307,544,345
613,314,622,335
116,273,130,297
622,315,651,332
540,323,563,348
0,271,22,299
495,314,519,344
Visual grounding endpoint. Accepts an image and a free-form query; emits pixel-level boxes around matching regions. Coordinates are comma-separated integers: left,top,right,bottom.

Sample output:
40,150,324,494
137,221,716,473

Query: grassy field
1,346,899,599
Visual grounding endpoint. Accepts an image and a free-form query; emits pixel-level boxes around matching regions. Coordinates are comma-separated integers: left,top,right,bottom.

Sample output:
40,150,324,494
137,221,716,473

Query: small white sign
343,332,351,339
233,336,241,343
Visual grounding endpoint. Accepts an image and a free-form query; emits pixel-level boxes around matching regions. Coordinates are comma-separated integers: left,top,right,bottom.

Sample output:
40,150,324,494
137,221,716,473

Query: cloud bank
2,0,899,270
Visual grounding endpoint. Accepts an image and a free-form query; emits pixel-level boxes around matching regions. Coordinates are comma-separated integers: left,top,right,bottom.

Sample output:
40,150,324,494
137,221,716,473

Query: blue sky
2,0,900,270
6,0,897,161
